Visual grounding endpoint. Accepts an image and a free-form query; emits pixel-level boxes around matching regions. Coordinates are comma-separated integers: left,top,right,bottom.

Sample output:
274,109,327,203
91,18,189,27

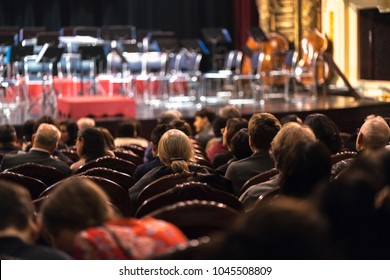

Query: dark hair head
280,140,331,198
219,197,329,259
225,118,248,148
33,115,59,132
248,113,281,150
21,120,36,142
212,117,228,137
59,120,78,146
230,128,252,160
157,110,182,124
304,113,342,154
41,177,111,237
78,127,107,162
0,180,34,231
116,119,140,138
170,119,193,136
0,124,17,143
195,107,216,124
280,114,302,125
150,124,174,145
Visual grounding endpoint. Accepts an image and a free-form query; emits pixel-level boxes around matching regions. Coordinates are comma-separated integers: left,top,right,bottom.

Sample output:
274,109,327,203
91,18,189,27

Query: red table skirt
57,96,136,119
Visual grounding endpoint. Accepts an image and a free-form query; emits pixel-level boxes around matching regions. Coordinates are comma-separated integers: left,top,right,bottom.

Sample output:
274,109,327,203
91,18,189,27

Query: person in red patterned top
73,217,187,260
40,177,187,259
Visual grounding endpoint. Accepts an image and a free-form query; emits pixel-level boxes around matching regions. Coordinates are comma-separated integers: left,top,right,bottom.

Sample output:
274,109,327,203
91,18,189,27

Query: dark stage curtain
1,0,235,40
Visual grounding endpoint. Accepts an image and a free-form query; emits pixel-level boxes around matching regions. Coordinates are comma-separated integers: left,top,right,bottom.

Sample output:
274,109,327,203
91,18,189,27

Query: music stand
78,45,106,95
180,38,209,54
201,28,232,70
9,45,34,78
0,33,16,77
101,25,136,41
31,44,65,115
36,31,60,46
248,27,269,42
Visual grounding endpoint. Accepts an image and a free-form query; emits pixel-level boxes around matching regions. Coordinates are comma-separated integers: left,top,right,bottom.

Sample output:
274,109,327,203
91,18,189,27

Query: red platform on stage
57,96,136,119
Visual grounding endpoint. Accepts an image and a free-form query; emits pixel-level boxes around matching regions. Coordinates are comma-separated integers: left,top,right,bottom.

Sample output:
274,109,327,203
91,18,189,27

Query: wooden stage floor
98,94,390,138
5,93,390,139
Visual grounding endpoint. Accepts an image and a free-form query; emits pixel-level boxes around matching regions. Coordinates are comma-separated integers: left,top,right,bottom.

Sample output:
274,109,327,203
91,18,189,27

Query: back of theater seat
76,156,136,176
149,200,242,239
136,181,243,218
0,171,47,199
5,162,65,187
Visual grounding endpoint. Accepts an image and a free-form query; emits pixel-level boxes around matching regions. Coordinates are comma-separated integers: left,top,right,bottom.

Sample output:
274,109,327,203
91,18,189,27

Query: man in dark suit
0,123,70,176
225,112,281,195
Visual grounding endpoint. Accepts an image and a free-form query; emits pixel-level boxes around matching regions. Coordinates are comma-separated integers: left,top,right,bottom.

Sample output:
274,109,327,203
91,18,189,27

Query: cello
241,32,289,88
295,28,329,87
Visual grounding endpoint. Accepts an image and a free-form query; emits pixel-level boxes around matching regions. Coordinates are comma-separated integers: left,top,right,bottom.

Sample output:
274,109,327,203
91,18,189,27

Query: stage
2,82,390,139
97,93,390,138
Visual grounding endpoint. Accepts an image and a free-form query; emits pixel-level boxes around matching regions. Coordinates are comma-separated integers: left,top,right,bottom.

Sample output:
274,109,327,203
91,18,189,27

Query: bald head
33,123,61,153
356,115,390,151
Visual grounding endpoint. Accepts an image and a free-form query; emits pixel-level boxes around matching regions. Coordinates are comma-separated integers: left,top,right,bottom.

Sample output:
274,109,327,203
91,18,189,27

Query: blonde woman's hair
158,129,194,173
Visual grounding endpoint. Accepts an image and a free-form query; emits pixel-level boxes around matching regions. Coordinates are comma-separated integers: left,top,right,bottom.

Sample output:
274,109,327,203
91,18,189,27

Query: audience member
213,117,248,168
0,123,70,176
0,124,20,154
70,127,113,173
279,114,302,125
304,113,342,154
218,105,241,119
157,110,182,125
170,119,193,137
193,107,216,151
76,117,96,131
129,129,210,207
20,119,35,150
40,177,187,259
206,117,228,162
0,180,69,259
216,128,252,175
319,167,378,259
99,127,116,151
225,113,281,195
161,197,330,260
59,120,78,148
133,124,174,181
143,110,183,163
239,122,318,210
332,114,390,179
114,119,149,149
